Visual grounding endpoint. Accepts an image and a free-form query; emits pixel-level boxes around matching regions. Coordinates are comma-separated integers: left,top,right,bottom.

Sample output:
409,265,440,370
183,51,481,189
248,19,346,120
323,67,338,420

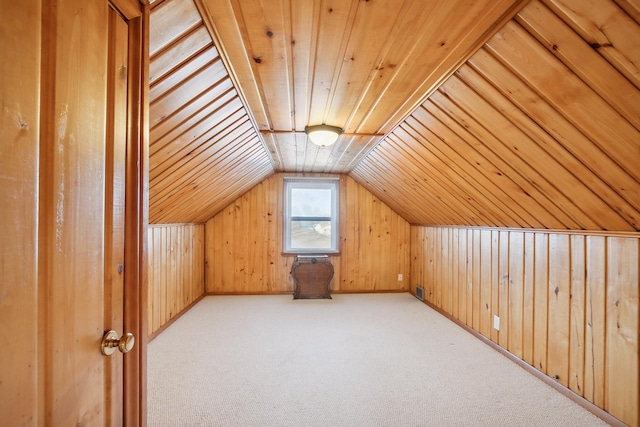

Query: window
284,177,339,254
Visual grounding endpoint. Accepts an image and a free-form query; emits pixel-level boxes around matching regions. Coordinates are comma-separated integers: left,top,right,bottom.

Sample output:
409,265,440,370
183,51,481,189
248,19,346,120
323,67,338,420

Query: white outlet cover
493,315,500,331
398,274,403,281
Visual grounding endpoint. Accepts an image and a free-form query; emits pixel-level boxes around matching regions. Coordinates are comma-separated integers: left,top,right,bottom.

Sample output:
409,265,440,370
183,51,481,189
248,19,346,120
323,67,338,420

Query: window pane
291,188,332,218
284,177,339,254
290,220,332,249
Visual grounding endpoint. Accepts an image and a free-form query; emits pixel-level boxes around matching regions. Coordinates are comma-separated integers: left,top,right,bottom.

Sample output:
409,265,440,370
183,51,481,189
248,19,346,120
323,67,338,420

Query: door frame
109,0,149,425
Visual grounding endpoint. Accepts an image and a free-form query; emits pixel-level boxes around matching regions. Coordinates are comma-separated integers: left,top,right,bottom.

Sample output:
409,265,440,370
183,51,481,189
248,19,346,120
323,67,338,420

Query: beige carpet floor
147,293,610,426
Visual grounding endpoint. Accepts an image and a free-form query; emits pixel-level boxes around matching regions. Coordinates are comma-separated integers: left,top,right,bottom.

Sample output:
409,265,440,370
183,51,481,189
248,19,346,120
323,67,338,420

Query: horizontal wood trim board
205,290,408,296
416,225,640,239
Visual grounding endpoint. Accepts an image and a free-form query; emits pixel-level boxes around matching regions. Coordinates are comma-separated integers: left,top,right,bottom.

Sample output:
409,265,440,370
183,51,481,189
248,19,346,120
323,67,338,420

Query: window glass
284,178,339,254
290,188,332,217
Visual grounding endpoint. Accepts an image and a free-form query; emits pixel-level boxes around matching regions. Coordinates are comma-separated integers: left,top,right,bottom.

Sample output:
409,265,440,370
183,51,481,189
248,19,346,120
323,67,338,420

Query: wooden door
0,1,147,425
0,0,41,424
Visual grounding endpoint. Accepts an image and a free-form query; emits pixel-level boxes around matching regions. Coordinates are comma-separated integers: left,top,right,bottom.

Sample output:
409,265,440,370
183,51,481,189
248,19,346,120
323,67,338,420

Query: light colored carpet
147,293,610,426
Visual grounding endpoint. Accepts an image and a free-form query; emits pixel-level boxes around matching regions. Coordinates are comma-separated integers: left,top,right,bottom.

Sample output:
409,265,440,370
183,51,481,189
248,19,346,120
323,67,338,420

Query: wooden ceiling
149,0,640,231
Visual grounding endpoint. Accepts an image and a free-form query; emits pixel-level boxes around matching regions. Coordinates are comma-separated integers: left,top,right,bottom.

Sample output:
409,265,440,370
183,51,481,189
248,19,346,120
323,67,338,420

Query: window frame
283,177,340,254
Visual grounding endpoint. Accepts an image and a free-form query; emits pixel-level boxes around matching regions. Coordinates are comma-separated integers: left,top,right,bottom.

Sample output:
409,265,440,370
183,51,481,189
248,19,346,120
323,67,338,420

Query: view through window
283,177,339,253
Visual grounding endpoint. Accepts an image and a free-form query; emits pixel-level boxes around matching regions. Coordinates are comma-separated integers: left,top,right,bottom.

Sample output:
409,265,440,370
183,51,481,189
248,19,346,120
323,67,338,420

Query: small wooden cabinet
290,255,334,299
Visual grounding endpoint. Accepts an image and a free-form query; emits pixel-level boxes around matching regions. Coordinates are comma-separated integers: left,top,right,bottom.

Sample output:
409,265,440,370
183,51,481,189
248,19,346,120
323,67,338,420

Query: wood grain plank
410,227,424,297
150,57,230,129
470,229,481,330
544,0,640,88
438,74,604,230
306,0,358,130
388,129,495,226
486,20,640,183
147,224,206,337
509,232,525,359
403,113,523,227
491,230,501,344
612,0,640,23
189,162,274,224
498,231,510,348
409,226,638,423
569,234,586,396
522,232,535,365
466,48,639,230
362,152,458,224
149,0,202,57
457,230,468,325
429,89,571,229
364,141,466,225
466,229,474,326
150,78,234,150
547,233,571,386
159,227,167,326
451,228,460,319
409,107,530,227
170,226,178,318
584,236,606,407
196,0,271,129
325,0,409,130
150,26,212,84
151,93,243,172
441,228,451,313
353,0,531,135
0,1,40,422
231,0,293,130
517,0,640,131
150,48,220,101
605,236,639,426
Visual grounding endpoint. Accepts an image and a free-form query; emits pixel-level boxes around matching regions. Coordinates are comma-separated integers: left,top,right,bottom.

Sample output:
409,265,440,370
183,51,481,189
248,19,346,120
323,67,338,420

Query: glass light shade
305,125,342,147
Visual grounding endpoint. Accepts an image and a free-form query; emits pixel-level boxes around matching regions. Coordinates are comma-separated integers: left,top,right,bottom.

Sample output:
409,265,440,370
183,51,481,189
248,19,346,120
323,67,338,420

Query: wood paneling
198,0,528,173
148,0,273,224
352,0,640,232
0,1,41,423
38,0,110,424
411,226,639,426
205,174,410,294
1,2,147,425
1,0,142,424
147,0,639,234
147,224,205,337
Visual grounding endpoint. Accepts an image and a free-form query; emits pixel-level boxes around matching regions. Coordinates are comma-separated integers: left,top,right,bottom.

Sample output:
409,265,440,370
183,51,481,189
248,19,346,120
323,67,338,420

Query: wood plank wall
205,173,411,294
1,1,41,422
411,226,639,426
147,224,205,337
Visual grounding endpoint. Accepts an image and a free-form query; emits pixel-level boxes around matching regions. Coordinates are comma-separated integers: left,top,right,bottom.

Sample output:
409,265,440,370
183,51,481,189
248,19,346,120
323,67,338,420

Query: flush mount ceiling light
305,124,343,147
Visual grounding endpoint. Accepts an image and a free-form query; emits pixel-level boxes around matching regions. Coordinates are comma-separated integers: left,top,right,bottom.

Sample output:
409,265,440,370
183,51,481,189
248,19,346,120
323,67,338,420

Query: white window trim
283,177,339,254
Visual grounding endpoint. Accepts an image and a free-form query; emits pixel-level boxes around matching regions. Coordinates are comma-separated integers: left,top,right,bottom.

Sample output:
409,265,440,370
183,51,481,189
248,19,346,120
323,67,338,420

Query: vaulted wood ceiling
149,0,640,231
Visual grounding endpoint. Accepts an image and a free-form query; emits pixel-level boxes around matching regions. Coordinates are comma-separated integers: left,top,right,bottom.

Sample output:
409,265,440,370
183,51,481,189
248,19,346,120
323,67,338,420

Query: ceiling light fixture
305,124,343,147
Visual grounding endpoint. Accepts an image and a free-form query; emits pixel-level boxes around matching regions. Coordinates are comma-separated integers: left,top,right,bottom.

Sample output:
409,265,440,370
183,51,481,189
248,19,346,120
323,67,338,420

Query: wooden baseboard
332,289,409,294
205,289,408,296
147,294,206,342
420,296,626,427
205,291,292,296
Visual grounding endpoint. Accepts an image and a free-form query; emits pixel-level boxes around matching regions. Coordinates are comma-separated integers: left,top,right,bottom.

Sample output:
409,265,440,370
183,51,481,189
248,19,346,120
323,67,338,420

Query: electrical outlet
493,315,500,331
398,273,403,281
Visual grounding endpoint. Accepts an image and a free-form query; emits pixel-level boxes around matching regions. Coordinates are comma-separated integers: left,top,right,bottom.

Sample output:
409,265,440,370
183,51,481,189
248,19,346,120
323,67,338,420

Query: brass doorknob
101,330,135,356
